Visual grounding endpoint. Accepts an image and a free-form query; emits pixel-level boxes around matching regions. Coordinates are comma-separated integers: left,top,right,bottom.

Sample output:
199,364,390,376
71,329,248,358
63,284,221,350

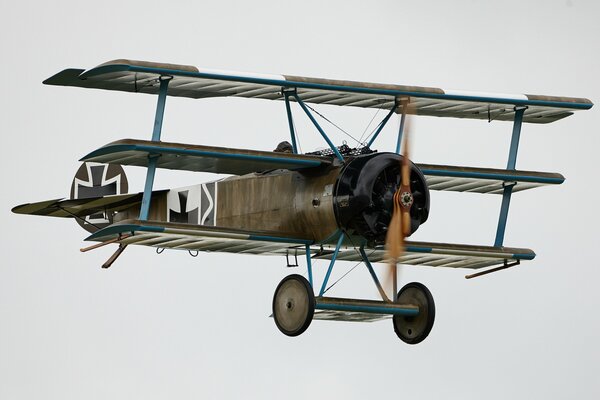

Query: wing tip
43,68,86,86
11,198,64,215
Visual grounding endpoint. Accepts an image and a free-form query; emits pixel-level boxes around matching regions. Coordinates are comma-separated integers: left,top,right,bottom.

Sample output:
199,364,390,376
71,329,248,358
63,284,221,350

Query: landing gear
272,274,315,337
393,282,435,344
272,271,436,344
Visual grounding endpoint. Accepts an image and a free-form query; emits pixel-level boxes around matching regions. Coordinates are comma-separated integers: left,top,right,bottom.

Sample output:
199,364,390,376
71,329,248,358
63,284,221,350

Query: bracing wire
304,103,362,146
322,233,379,294
322,248,379,294
357,107,383,145
322,260,362,294
57,205,103,230
292,111,302,154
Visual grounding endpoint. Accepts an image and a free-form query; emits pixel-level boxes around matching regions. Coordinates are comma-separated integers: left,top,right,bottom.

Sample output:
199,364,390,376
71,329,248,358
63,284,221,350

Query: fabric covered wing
86,219,313,255
418,164,564,194
81,139,331,175
312,241,534,270
44,60,593,124
86,220,534,270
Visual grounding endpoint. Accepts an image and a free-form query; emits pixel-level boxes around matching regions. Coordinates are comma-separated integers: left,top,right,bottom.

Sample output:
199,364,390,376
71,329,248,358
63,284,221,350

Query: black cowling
333,152,429,244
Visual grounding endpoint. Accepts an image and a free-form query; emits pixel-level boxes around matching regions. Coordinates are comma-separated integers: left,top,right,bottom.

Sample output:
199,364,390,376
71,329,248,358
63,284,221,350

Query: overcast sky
1,1,599,399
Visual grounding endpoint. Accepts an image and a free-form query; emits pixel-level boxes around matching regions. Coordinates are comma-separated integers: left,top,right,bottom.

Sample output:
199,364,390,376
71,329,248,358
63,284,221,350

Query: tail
12,162,130,234
69,162,128,232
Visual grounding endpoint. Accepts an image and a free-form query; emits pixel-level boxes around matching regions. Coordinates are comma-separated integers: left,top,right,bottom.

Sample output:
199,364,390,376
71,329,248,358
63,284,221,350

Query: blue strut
139,77,171,221
293,93,344,162
494,107,526,247
305,244,313,288
319,233,345,296
359,247,390,302
283,92,299,154
366,105,397,149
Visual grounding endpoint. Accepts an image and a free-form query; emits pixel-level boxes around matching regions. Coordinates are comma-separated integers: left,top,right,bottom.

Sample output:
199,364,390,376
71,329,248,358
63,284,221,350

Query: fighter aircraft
12,59,593,344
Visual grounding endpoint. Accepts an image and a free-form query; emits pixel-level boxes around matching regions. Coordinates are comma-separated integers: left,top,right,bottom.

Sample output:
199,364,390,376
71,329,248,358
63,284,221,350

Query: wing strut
359,247,391,302
494,106,526,246
283,91,299,154
292,92,345,162
395,99,409,154
366,104,397,149
139,76,171,220
305,244,314,287
319,233,346,296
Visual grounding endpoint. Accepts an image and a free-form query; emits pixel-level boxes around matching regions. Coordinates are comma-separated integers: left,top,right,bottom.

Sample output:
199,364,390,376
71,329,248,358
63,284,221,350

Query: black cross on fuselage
169,190,199,224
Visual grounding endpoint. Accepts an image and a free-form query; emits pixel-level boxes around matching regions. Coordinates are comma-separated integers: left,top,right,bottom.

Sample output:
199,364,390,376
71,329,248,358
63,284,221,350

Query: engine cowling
333,152,429,244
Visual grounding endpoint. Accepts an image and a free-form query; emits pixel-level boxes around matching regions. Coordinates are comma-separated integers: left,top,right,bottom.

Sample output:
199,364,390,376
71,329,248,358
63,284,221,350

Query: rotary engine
333,152,430,244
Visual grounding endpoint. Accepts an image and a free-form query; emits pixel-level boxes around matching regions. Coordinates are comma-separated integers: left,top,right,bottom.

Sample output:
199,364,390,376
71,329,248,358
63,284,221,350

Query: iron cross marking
169,190,199,224
77,165,118,199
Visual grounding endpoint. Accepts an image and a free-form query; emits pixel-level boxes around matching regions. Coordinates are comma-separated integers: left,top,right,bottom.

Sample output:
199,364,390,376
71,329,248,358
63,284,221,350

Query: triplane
13,60,592,343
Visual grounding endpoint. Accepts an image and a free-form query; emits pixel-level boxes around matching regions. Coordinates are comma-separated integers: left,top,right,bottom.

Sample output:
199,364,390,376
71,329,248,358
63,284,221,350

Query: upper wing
44,59,592,124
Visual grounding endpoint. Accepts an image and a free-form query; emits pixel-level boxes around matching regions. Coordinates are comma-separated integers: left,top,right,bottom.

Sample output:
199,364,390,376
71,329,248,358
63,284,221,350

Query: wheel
393,282,435,344
272,274,315,337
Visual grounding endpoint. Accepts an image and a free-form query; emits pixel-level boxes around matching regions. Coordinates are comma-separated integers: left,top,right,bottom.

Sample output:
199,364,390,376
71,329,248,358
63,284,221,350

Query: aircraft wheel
272,274,314,337
393,282,435,344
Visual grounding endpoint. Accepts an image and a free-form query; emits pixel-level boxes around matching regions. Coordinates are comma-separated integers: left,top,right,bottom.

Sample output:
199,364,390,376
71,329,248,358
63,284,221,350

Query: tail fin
70,162,128,233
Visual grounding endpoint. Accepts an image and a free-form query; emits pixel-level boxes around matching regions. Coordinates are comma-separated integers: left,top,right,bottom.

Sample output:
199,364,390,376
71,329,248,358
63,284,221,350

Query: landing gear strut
272,274,315,337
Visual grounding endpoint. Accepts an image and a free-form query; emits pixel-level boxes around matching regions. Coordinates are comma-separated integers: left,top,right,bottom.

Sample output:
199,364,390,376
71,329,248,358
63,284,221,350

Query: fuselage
114,152,430,245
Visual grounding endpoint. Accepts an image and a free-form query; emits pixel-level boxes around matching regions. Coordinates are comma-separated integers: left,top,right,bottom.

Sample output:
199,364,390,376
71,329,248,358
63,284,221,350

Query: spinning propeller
384,103,414,299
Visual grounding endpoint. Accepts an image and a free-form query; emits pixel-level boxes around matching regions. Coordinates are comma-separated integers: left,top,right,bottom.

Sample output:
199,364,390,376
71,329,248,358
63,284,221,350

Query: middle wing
82,139,564,193
81,139,331,175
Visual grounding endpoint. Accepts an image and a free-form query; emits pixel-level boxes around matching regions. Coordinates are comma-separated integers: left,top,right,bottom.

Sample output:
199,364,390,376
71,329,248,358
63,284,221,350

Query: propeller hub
400,192,413,208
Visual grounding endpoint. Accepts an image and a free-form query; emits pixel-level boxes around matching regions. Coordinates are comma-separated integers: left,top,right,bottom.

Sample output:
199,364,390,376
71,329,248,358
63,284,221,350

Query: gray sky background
1,1,599,399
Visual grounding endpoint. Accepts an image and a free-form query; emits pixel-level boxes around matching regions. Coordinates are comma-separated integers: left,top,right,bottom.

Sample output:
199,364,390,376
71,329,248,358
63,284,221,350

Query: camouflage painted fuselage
115,166,341,243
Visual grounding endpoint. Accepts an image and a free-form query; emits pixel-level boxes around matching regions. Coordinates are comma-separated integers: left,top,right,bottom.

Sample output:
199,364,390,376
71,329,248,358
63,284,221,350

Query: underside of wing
86,219,534,271
312,241,535,270
44,59,593,124
86,219,313,256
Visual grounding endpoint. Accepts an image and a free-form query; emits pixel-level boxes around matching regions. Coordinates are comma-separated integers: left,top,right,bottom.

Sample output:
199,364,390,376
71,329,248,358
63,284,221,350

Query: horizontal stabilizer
82,139,331,175
417,163,564,194
12,192,149,218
